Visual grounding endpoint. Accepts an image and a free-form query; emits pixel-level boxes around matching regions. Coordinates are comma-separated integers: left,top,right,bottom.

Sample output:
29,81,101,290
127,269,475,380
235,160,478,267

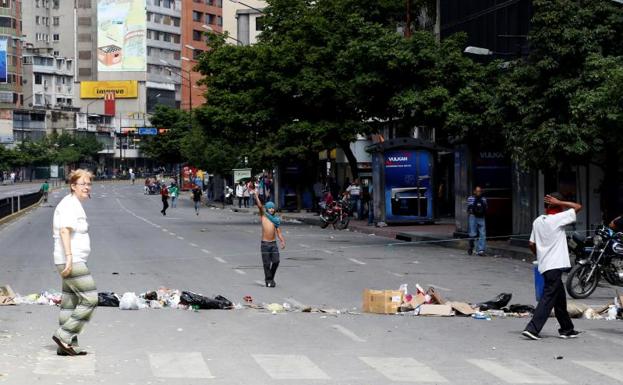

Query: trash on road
119,292,140,310
98,292,120,307
417,304,454,316
0,285,16,306
179,291,233,310
477,293,512,311
362,288,403,314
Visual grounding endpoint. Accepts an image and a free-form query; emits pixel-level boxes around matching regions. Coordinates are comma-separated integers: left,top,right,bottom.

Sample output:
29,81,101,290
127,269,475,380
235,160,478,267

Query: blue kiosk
368,138,437,224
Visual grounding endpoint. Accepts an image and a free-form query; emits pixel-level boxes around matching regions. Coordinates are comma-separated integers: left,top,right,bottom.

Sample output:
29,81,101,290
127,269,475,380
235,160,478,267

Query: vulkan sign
104,92,116,116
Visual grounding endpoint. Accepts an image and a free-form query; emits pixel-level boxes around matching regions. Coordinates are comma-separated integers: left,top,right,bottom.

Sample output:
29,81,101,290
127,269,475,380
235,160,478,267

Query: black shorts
261,241,280,264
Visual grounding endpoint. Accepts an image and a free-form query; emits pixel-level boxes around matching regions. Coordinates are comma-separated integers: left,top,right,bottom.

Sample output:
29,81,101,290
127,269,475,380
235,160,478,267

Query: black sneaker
522,330,541,340
467,248,473,256
559,330,581,339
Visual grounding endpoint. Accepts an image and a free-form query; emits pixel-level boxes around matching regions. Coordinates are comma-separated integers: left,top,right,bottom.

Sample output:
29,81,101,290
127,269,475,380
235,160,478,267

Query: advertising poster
384,150,433,221
97,0,146,72
0,38,7,84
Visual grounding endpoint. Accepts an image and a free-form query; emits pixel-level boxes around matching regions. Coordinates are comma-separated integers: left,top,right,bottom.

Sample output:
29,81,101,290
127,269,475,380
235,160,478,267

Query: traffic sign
138,127,158,135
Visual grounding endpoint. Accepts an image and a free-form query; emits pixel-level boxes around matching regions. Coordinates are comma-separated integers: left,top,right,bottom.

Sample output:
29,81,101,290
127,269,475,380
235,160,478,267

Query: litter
0,285,16,306
179,291,233,310
477,293,512,311
119,292,139,310
98,292,120,307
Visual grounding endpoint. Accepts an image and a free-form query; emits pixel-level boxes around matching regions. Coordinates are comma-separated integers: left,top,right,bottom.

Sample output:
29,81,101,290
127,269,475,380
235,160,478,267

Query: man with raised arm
252,188,286,287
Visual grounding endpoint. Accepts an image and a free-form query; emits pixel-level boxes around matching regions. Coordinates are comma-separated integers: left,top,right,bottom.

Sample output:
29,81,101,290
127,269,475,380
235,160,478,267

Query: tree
140,105,190,166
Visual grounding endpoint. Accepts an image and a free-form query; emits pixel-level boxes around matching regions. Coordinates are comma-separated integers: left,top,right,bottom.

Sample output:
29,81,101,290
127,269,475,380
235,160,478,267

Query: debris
507,304,535,314
265,303,285,313
426,287,446,305
447,302,477,316
418,304,454,317
243,295,253,303
112,272,120,275
179,291,233,310
98,292,120,307
0,285,16,306
582,308,603,320
471,312,491,321
119,292,139,310
477,293,512,311
555,356,564,360
362,289,403,314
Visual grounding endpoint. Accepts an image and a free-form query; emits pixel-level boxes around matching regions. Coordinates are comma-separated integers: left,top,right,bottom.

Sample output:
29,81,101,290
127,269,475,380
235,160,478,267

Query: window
78,50,91,59
173,17,180,27
206,14,215,25
0,0,10,7
78,33,91,42
78,17,91,26
193,11,202,22
34,74,42,84
192,30,202,41
193,49,203,60
53,50,59,56
35,16,40,25
78,67,92,77
172,34,180,44
53,34,59,41
53,17,59,26
255,17,264,31
77,0,91,8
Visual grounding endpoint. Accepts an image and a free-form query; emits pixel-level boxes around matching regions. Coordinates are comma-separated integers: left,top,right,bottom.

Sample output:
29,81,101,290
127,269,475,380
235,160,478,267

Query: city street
0,182,622,384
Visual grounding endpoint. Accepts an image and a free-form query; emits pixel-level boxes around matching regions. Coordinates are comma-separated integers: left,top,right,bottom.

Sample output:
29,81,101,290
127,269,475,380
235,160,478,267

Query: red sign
104,92,116,116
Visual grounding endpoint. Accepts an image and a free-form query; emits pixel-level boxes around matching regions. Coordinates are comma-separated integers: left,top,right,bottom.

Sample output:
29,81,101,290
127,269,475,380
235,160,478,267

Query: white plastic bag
119,292,139,310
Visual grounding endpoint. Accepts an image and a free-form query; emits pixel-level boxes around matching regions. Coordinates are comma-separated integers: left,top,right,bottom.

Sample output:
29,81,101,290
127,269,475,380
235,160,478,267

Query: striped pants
54,262,98,345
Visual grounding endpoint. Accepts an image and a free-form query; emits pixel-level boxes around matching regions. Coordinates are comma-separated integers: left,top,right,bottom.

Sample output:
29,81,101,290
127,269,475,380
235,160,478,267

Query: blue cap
265,201,275,210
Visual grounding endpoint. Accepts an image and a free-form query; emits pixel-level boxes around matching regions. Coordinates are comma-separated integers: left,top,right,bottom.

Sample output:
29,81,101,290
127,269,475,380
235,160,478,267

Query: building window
35,16,40,25
34,74,42,84
53,17,59,26
78,33,91,42
78,50,91,59
53,34,59,41
77,0,91,8
78,17,91,26
193,30,202,41
256,17,264,31
78,67,92,77
192,11,202,22
206,13,215,25
192,49,203,60
0,0,10,7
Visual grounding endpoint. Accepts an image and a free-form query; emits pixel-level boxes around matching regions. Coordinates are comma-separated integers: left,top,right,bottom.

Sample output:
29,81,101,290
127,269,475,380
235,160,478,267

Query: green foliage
140,105,191,165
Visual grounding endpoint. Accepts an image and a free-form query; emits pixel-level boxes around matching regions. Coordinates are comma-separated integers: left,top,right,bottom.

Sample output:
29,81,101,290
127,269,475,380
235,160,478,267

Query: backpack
472,196,486,217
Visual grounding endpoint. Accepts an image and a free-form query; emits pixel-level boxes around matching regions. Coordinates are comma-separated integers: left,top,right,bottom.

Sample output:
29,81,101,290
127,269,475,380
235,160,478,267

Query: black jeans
261,241,280,281
525,268,574,335
161,197,169,214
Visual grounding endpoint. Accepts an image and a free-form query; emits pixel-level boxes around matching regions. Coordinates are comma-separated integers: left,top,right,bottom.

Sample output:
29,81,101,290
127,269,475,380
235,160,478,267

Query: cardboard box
399,293,427,312
362,289,403,314
0,285,16,306
418,304,454,316
426,287,446,304
447,302,477,316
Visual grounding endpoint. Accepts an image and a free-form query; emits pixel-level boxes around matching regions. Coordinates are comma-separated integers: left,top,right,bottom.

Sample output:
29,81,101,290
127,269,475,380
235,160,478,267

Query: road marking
33,350,96,376
161,228,168,232
426,284,452,292
235,269,247,275
322,249,334,254
299,243,310,248
153,224,161,228
253,354,330,380
149,352,214,379
360,357,447,382
189,243,198,247
391,272,404,277
574,361,623,381
349,258,366,265
331,324,366,342
177,236,184,240
201,249,211,254
214,256,227,264
255,280,266,286
468,359,567,384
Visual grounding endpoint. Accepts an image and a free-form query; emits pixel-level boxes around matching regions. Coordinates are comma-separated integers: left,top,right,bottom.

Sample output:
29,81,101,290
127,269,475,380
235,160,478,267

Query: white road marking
360,357,447,383
149,352,214,379
169,232,176,236
299,244,310,248
468,359,567,384
426,284,452,292
214,256,226,264
235,269,247,275
391,272,403,277
331,324,366,342
322,249,334,254
33,350,96,376
201,249,211,254
349,258,366,265
574,361,623,382
253,354,330,380
177,236,184,240
255,280,266,286
189,243,198,247
285,297,305,308
161,229,168,232
153,224,161,228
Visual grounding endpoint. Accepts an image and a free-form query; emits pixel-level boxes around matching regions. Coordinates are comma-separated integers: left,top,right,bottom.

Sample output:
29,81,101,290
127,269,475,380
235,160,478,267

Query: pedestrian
10,171,15,184
245,180,254,207
160,184,169,216
191,185,202,216
51,169,97,356
169,182,179,208
236,181,245,208
252,188,286,287
129,169,135,185
367,182,374,226
346,178,362,219
522,193,582,340
467,186,488,256
41,179,50,203
312,179,324,213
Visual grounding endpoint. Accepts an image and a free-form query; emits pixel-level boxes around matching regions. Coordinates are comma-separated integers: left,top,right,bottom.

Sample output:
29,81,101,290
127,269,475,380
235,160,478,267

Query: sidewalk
229,205,533,262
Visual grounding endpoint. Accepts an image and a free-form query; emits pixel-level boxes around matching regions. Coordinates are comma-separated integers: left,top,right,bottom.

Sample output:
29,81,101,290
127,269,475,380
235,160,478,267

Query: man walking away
160,185,169,216
522,193,582,340
169,182,179,208
467,186,488,256
191,185,202,216
41,180,49,203
236,181,245,208
252,187,286,287
346,179,362,219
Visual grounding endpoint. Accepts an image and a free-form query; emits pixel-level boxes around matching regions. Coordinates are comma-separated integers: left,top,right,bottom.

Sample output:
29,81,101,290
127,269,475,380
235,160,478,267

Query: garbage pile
362,283,623,320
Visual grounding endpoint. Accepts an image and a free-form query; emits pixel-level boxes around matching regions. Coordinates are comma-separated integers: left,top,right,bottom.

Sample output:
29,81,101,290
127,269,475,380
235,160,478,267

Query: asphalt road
0,182,622,385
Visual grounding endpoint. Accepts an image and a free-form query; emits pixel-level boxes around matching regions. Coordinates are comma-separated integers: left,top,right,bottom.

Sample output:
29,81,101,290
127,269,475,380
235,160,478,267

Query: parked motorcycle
567,231,595,264
566,225,623,299
319,199,351,230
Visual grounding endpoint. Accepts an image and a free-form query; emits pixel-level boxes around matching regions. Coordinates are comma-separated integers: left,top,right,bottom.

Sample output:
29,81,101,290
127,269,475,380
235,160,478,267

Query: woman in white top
51,169,98,356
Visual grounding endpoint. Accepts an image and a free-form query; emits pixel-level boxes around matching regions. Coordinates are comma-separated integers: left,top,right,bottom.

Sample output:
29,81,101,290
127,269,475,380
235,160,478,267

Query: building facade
222,0,264,46
0,0,22,145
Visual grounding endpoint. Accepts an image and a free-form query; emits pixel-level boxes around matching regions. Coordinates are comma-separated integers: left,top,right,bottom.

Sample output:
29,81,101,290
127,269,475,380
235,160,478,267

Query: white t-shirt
53,194,90,265
346,184,361,196
530,209,576,273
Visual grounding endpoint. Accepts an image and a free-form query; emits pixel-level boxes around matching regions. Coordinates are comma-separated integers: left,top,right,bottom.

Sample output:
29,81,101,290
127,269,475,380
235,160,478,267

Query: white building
222,0,265,45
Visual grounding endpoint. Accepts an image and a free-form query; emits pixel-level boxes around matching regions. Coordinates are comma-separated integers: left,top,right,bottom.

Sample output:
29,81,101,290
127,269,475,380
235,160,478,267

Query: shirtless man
253,190,286,287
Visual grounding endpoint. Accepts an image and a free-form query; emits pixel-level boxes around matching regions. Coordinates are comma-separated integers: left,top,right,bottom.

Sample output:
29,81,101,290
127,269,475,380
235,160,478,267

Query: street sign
138,127,157,135
233,168,252,183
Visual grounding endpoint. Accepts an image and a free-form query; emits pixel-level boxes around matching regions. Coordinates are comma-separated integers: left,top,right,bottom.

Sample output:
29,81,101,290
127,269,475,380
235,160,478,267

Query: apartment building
0,0,22,145
222,0,264,46
180,0,222,110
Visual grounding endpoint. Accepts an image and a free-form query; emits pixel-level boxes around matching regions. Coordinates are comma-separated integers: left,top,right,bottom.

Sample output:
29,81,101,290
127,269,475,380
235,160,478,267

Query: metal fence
0,190,43,221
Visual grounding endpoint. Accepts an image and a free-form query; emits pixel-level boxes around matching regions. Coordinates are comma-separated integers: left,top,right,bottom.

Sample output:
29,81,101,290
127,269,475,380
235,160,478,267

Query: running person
252,189,285,287
191,185,202,215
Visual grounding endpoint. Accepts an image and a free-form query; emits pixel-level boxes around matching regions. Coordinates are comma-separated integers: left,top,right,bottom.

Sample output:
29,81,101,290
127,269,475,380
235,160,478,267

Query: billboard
0,38,7,84
384,150,433,221
97,0,146,72
81,80,139,98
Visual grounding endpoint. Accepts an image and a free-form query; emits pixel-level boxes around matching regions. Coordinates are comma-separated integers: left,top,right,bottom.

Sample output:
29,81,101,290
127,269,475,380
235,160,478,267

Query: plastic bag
478,293,512,311
119,292,139,310
179,291,233,310
98,292,120,307
507,304,535,314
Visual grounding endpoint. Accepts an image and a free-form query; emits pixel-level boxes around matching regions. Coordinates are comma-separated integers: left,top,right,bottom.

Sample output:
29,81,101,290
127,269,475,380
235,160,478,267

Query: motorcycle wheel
335,216,350,230
319,219,330,229
566,264,600,299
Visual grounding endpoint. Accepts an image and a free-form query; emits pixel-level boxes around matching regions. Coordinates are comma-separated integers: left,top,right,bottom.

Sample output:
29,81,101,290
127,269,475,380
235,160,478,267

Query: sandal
52,336,77,356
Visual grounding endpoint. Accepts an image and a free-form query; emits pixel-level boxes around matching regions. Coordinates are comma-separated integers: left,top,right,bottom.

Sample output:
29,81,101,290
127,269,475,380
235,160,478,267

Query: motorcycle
567,231,594,264
224,185,234,205
566,225,623,299
319,199,351,230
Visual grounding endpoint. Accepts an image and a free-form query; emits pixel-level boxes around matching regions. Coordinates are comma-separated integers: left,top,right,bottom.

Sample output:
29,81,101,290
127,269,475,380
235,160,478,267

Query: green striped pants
54,262,98,345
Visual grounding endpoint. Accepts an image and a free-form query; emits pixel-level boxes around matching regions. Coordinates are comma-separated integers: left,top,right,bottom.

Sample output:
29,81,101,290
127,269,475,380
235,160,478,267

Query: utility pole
405,0,412,37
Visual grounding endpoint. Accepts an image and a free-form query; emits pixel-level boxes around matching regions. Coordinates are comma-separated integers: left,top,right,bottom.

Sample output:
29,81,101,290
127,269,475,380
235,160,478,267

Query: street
0,182,622,385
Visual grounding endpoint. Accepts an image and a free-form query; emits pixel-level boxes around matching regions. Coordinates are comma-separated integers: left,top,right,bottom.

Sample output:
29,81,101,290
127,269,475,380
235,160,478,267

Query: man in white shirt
346,179,362,219
522,193,582,340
